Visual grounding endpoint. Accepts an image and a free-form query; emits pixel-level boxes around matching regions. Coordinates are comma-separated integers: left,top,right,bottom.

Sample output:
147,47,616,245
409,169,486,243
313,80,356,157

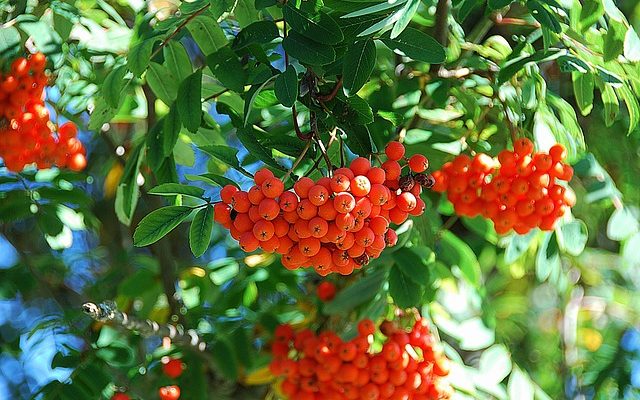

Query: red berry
158,385,181,400
162,358,184,379
408,154,428,173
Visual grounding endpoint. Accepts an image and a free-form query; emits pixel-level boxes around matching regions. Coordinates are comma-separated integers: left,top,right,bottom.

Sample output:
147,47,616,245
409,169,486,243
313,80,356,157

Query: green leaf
283,4,344,45
244,75,277,126
146,62,178,104
146,122,165,170
488,0,514,9
341,0,407,18
572,72,594,116
115,144,144,226
163,106,182,157
233,20,279,49
186,173,239,188
0,26,20,57
128,38,158,76
201,145,247,173
603,19,626,61
187,15,228,56
103,65,129,108
600,83,619,127
392,247,431,285
391,0,420,38
456,0,482,22
343,39,376,96
282,31,337,65
389,265,422,308
528,0,561,33
189,204,213,257
379,28,446,63
438,231,481,285
498,49,563,85
207,47,247,92
607,207,639,241
211,339,238,380
579,0,604,32
274,66,299,108
479,345,513,384
536,232,560,282
346,95,374,124
149,183,205,198
164,41,192,81
133,206,193,247
619,85,640,134
177,70,203,133
624,27,640,62
507,367,534,400
557,220,588,256
88,99,117,131
344,124,375,156
324,268,388,314
236,128,285,170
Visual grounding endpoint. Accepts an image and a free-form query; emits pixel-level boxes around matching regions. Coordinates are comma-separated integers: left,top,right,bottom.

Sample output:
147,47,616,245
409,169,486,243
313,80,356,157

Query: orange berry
350,175,371,196
279,191,299,212
213,203,232,224
308,216,329,238
253,220,275,241
513,137,534,156
318,202,338,221
354,227,375,247
259,198,280,220
11,57,29,76
233,213,253,232
231,191,251,213
357,319,375,336
162,358,184,379
369,184,389,206
262,177,284,198
367,167,386,184
299,237,321,257
254,168,275,185
381,160,401,180
158,385,181,400
396,192,417,212
308,185,330,206
220,185,238,204
350,157,371,176
330,174,350,192
248,185,265,205
385,141,405,161
408,154,428,173
549,144,567,162
294,177,315,198
297,199,318,220
334,192,356,213
67,153,87,171
335,212,355,231
317,281,336,302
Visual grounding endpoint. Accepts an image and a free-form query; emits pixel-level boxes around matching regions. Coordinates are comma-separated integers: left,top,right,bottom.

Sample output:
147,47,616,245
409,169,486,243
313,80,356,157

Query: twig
282,140,312,182
292,105,311,140
149,5,210,61
83,301,207,351
204,88,229,102
433,0,451,57
493,14,540,28
316,78,343,102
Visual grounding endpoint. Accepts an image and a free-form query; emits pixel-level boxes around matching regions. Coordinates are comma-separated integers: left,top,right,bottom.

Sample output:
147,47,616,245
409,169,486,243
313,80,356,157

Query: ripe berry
162,358,184,379
408,154,428,173
158,385,181,400
111,394,130,400
385,141,405,161
317,281,337,302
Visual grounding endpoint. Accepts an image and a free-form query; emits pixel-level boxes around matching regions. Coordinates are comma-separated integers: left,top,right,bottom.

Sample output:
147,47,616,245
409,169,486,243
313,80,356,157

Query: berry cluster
432,139,575,234
0,53,86,172
214,142,433,275
269,319,452,400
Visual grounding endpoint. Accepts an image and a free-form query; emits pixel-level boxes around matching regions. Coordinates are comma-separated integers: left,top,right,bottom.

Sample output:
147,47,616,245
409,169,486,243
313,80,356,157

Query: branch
282,140,312,182
433,0,451,51
204,88,230,102
316,78,343,102
82,301,207,351
149,5,210,61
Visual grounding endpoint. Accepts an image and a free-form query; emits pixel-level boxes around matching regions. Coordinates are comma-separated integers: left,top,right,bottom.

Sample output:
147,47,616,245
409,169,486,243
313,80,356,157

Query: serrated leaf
389,265,422,308
190,204,213,257
282,31,337,65
186,173,240,188
149,183,205,198
274,66,298,107
380,28,446,63
207,47,247,92
233,20,279,49
187,15,228,56
164,41,192,81
147,62,178,104
128,38,157,76
88,99,116,131
103,65,129,108
237,128,285,170
323,268,388,314
346,96,374,124
344,124,374,156
283,4,344,45
133,206,193,247
146,122,165,170
572,72,594,116
392,247,431,285
177,70,203,132
163,106,182,157
343,39,376,96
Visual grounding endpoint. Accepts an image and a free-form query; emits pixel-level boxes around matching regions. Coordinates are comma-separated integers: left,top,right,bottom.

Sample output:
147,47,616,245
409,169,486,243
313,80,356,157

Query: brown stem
493,14,540,28
433,0,450,52
316,78,343,102
149,5,210,61
292,105,311,140
282,140,312,182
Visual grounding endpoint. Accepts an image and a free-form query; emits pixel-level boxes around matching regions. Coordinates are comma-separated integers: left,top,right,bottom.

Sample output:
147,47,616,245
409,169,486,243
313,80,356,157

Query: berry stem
282,139,312,182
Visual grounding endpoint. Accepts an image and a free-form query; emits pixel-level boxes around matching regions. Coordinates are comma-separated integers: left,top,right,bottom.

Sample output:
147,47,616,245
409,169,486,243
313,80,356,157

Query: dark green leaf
324,268,388,314
343,39,376,96
88,99,117,131
115,144,144,226
212,339,238,380
164,41,192,81
133,206,193,247
392,247,431,285
237,128,285,170
149,183,205,198
619,85,640,134
244,76,277,126
391,0,420,38
344,124,375,156
274,66,299,107
207,47,247,92
103,65,129,108
190,205,214,257
201,145,249,174
389,265,422,308
177,70,203,133
186,173,240,188
600,83,619,127
498,49,563,85
379,28,446,63
147,62,178,104
128,38,158,76
163,106,182,157
146,123,165,170
346,95,374,124
283,4,344,45
488,0,514,9
456,0,483,22
528,1,561,33
438,231,481,285
187,15,228,55
233,20,279,49
282,31,337,65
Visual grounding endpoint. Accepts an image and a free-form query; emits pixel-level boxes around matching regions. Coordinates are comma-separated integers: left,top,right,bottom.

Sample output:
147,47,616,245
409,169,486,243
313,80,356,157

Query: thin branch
292,105,311,140
149,5,210,61
493,14,540,28
204,88,229,102
433,0,451,55
282,140,312,182
316,78,343,102
82,301,207,351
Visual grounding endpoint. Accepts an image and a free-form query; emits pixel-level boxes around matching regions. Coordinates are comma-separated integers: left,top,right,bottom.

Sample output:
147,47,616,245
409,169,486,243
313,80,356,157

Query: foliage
0,0,640,399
